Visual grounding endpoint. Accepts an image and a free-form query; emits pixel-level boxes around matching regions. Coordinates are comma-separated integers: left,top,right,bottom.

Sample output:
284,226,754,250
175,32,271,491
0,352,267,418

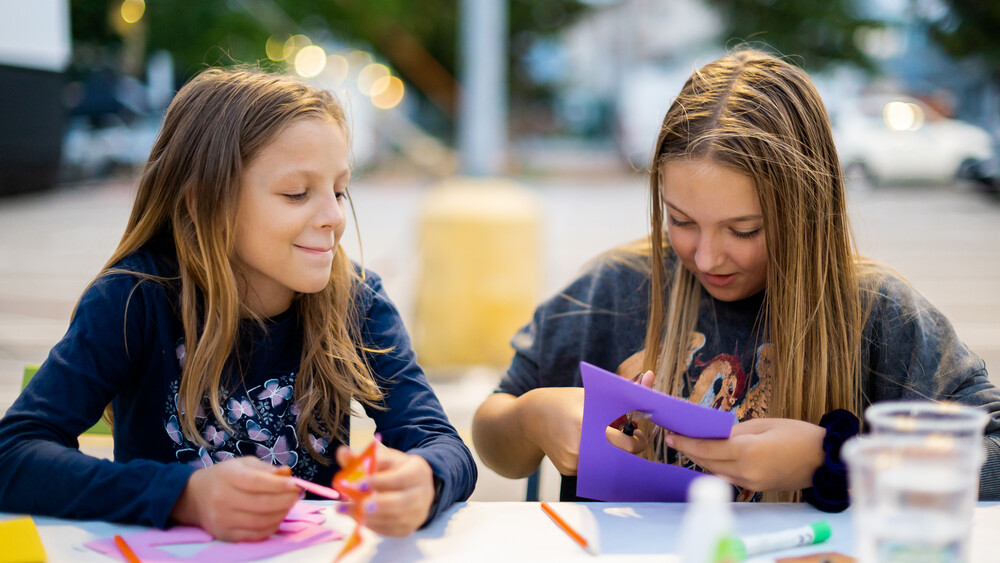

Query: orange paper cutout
332,435,379,562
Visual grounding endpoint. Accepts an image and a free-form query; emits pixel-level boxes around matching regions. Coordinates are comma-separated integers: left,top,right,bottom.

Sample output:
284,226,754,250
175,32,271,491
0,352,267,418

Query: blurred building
0,0,71,194
550,0,723,165
539,0,998,170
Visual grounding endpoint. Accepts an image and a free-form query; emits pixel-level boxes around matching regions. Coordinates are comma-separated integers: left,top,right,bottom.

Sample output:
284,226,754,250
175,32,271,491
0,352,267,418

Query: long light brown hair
641,49,877,496
99,68,382,461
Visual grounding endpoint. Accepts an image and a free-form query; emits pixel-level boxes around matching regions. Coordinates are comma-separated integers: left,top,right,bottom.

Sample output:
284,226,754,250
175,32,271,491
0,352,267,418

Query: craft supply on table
332,434,380,562
577,361,735,502
291,476,341,500
540,501,599,556
0,516,46,563
113,535,143,563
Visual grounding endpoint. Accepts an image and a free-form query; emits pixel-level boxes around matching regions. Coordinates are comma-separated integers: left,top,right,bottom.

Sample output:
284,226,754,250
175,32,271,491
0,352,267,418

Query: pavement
2,147,1000,502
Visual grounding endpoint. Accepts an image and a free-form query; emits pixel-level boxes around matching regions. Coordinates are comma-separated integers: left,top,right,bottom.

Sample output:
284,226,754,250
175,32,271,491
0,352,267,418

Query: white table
6,502,1000,562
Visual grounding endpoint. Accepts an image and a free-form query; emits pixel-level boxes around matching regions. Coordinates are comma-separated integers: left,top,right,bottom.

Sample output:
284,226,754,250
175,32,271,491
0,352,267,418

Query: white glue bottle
678,476,743,563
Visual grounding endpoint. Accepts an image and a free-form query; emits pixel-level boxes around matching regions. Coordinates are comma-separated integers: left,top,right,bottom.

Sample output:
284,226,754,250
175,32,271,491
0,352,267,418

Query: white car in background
833,94,993,189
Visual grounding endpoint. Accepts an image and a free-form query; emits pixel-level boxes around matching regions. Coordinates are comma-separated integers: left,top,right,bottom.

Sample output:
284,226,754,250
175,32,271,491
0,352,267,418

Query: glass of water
865,401,988,455
843,401,988,563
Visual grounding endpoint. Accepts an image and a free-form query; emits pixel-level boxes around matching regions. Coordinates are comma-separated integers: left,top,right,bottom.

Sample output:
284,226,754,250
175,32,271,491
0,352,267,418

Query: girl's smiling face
661,158,767,302
233,117,350,317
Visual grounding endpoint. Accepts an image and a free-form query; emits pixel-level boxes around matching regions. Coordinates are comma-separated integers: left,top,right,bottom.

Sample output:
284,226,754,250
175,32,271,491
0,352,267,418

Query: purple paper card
85,501,341,562
576,361,736,502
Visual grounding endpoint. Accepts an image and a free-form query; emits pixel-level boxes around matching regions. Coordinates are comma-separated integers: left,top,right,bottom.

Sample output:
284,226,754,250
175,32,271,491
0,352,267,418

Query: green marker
734,521,832,559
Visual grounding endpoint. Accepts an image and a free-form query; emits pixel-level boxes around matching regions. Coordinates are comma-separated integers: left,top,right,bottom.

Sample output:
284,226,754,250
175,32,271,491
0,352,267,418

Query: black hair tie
802,409,860,513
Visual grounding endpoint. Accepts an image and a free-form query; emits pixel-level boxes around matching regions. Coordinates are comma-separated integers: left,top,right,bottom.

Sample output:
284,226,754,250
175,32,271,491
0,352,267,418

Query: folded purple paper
576,361,736,501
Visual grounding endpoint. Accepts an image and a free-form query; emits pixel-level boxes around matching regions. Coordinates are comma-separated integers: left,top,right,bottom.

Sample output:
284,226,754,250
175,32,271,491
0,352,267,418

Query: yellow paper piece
0,517,46,563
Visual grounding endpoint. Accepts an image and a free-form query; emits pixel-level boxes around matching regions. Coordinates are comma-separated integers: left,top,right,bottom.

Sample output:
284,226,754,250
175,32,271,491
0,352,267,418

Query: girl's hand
605,370,655,457
335,445,435,537
665,417,825,491
521,370,656,475
170,457,300,542
519,386,586,475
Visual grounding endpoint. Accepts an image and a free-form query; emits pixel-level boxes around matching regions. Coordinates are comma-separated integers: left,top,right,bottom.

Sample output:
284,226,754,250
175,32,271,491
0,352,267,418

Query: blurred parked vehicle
833,94,993,189
963,141,1000,194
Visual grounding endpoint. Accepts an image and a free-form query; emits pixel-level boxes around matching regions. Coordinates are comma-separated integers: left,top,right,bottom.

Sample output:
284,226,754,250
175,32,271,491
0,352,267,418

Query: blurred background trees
930,1,1000,83
706,0,879,71
32,0,1000,186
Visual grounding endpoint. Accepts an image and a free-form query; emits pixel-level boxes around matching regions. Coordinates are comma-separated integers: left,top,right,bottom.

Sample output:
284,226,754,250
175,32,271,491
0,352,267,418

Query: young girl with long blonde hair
0,68,475,540
473,48,1000,508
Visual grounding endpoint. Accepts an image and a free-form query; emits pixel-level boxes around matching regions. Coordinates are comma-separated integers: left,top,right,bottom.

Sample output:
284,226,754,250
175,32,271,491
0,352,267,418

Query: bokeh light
369,74,392,97
371,76,405,109
884,101,924,131
294,45,327,78
345,51,373,77
120,0,145,24
326,54,349,84
283,35,312,61
357,64,390,96
265,36,288,61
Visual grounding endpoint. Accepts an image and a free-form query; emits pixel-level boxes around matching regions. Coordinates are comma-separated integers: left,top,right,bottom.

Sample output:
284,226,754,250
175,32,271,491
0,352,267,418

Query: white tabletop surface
5,501,1000,562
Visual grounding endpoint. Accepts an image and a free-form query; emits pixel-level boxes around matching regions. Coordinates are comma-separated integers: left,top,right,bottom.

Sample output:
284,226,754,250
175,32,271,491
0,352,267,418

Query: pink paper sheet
576,361,736,501
85,501,341,562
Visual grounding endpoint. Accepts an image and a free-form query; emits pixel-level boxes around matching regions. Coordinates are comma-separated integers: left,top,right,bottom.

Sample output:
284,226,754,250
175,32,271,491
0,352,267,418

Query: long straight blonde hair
99,68,382,461
641,49,875,496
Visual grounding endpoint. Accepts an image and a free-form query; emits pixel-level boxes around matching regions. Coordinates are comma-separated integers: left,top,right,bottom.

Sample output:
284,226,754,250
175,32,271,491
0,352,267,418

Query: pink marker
291,477,341,500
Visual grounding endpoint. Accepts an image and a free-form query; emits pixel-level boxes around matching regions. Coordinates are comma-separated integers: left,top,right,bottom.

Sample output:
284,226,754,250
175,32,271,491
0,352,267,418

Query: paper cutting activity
471,46,1000,536
2,4,1000,561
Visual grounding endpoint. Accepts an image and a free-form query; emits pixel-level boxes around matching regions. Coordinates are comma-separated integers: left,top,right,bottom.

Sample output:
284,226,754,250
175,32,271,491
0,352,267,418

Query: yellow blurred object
414,178,540,368
0,517,46,563
120,0,145,24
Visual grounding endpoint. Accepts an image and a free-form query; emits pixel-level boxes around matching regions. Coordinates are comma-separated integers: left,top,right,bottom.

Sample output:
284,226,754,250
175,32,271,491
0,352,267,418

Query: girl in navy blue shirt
0,68,476,541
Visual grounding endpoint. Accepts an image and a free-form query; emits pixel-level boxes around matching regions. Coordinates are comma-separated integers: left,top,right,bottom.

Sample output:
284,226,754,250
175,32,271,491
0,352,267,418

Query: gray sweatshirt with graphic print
497,250,1000,499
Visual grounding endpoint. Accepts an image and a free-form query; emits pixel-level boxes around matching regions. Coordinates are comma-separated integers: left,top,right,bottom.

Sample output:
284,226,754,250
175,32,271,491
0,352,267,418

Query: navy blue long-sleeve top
0,245,476,528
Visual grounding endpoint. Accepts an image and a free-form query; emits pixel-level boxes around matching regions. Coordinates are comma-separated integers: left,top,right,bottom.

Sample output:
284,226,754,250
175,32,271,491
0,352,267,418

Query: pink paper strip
291,477,341,500
85,501,341,562
576,361,736,501
284,501,327,524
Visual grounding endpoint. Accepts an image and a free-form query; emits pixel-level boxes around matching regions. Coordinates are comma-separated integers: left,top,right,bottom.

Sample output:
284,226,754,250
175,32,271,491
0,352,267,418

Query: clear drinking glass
865,401,988,454
843,401,989,563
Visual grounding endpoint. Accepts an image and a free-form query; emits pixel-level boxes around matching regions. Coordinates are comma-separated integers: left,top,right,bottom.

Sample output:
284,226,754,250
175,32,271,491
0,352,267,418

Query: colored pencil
540,501,598,555
113,534,142,563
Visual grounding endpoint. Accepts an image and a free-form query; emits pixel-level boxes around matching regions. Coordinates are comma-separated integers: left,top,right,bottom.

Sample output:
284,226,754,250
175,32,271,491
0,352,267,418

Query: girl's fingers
666,434,736,462
639,370,655,388
335,445,354,468
368,452,431,491
226,490,300,515
363,493,425,537
230,471,299,495
605,426,648,454
679,453,734,477
223,508,291,531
